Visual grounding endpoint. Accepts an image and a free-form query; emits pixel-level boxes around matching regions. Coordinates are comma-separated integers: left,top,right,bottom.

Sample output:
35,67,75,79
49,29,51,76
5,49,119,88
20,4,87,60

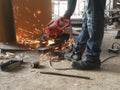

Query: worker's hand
57,16,71,29
43,16,71,37
60,16,71,23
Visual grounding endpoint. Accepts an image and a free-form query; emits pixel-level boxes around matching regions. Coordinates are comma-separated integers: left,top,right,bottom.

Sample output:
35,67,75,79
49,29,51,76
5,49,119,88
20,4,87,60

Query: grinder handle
56,17,70,31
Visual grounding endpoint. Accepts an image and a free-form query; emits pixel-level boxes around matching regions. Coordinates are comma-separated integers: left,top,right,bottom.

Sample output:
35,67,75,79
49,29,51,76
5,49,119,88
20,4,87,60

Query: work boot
71,57,101,70
70,51,82,61
64,45,82,61
64,51,82,61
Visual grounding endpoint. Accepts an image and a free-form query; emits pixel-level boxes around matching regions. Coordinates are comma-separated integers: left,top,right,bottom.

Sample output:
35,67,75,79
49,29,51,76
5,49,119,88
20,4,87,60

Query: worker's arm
64,0,77,19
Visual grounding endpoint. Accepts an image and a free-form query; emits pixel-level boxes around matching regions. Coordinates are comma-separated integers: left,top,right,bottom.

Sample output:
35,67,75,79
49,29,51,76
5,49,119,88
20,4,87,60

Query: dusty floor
0,27,120,90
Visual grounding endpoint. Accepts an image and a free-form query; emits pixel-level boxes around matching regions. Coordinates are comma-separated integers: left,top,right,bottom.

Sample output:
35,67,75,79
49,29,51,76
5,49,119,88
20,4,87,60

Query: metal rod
40,71,91,80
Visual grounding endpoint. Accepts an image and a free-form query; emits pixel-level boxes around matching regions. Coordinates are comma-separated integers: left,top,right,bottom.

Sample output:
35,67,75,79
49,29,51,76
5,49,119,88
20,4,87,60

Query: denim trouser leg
74,0,106,58
86,0,106,57
73,10,89,53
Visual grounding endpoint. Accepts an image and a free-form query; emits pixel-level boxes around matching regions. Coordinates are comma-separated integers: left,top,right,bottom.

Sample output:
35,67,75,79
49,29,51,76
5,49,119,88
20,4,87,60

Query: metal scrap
0,59,23,72
40,71,91,80
0,52,15,60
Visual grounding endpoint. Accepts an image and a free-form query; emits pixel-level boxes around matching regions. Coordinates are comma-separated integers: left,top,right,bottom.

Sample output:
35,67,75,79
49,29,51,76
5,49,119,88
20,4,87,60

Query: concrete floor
0,27,120,90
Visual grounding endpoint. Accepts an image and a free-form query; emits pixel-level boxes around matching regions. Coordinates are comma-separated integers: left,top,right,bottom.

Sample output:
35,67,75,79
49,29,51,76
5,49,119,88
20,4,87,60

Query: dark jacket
64,0,77,18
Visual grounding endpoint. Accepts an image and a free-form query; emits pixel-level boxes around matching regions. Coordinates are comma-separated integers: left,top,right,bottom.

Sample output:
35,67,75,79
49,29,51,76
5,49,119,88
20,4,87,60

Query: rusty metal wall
0,0,52,43
0,0,16,43
12,0,52,40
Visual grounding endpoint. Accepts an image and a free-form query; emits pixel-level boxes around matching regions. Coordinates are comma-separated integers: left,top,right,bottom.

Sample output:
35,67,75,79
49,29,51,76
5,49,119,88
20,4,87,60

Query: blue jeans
74,0,106,58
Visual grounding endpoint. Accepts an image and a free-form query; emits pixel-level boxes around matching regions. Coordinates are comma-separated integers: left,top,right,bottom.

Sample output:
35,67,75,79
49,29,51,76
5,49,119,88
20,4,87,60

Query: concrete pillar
0,0,16,43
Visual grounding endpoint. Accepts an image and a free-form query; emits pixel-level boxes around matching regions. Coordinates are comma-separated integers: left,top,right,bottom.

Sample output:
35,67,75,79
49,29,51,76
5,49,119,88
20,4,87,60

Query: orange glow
47,39,55,46
36,10,42,14
16,27,40,50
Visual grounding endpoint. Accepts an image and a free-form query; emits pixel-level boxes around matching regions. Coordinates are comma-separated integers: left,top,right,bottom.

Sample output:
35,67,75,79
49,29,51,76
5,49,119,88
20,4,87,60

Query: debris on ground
0,52,15,60
0,59,23,72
